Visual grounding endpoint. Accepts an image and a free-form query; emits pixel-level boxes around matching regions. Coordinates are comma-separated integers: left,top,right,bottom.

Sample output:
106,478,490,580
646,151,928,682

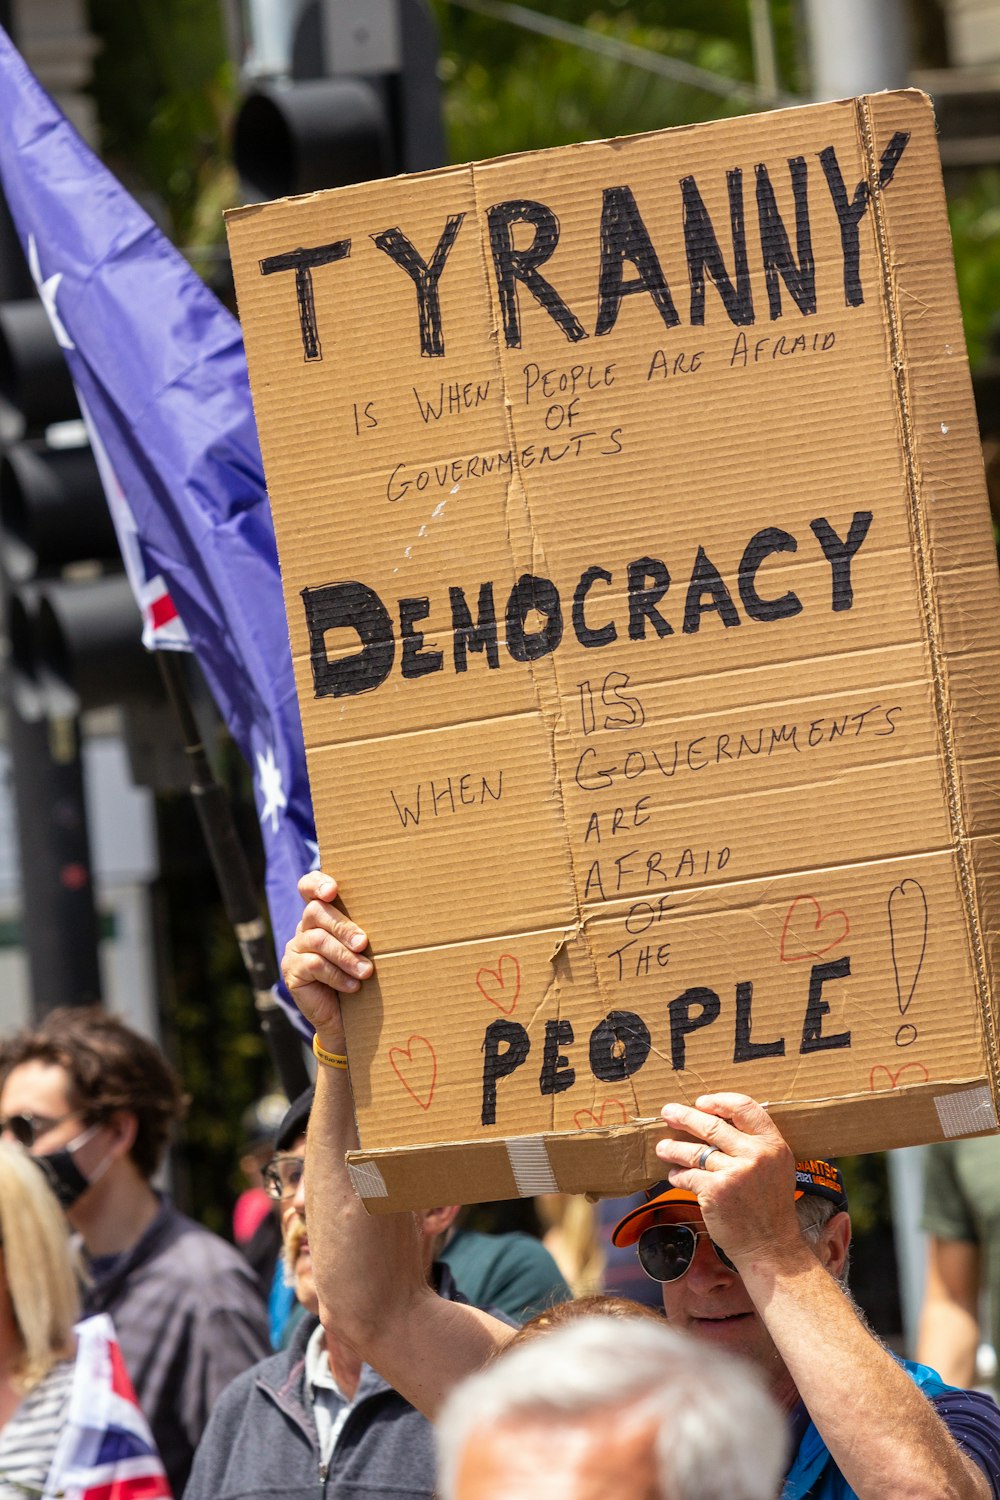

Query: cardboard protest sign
227,90,1000,1212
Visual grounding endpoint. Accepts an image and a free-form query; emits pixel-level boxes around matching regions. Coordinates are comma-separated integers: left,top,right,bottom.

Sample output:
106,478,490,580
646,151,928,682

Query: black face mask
35,1123,106,1210
35,1145,92,1209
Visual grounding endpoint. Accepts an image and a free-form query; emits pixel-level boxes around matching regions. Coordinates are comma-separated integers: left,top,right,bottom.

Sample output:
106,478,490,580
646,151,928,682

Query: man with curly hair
0,1007,269,1494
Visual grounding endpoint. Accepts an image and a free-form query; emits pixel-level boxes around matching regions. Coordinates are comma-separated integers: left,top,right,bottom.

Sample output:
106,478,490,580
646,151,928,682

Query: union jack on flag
44,1315,171,1500
69,372,189,655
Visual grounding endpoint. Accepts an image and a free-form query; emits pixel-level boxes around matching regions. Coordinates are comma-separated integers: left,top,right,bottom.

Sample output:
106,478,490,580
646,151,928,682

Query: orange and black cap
610,1156,847,1247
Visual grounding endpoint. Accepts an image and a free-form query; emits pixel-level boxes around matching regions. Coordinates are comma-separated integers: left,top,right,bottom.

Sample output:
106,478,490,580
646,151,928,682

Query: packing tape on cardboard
347,1160,389,1199
934,1086,998,1139
505,1136,559,1196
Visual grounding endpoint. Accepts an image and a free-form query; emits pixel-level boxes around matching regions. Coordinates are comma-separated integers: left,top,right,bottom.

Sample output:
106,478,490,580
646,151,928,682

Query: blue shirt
783,1359,1000,1498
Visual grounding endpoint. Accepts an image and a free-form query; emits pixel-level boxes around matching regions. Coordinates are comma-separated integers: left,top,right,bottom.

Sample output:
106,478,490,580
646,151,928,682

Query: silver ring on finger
697,1145,722,1170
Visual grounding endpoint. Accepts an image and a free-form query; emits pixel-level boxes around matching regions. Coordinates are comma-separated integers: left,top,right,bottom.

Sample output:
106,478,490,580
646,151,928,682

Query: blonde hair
0,1141,79,1390
535,1193,605,1296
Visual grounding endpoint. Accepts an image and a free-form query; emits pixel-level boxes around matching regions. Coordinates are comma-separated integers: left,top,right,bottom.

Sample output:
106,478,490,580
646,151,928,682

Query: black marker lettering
819,132,910,306
301,580,393,698
596,185,679,336
481,1019,531,1125
627,557,672,640
451,583,500,672
539,1019,576,1095
573,566,617,648
259,240,351,361
372,215,465,358
398,597,443,679
506,575,564,662
669,987,721,1070
810,512,873,611
755,157,816,320
589,1010,652,1081
487,200,586,348
682,169,754,327
801,956,852,1053
733,979,786,1063
683,547,741,633
739,527,802,622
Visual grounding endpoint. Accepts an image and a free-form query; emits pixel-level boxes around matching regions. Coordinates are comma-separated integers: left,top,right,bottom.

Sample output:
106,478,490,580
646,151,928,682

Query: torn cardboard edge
857,91,1000,1109
347,1080,999,1214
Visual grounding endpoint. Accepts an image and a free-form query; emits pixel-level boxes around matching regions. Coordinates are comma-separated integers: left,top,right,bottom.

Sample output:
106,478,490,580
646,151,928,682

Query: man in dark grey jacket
184,1087,464,1500
183,1306,442,1500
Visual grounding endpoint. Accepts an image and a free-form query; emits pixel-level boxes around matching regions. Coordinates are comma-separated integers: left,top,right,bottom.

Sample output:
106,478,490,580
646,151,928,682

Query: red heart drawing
573,1100,629,1131
869,1061,929,1092
388,1035,438,1111
476,954,521,1015
780,895,850,963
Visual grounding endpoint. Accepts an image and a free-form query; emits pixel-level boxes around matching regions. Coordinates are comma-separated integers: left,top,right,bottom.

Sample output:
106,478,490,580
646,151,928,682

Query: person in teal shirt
437,1218,571,1322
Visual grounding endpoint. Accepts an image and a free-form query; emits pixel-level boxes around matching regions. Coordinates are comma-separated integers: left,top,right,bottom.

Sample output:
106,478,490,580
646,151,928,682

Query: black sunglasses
262,1155,304,1201
636,1223,737,1283
0,1110,76,1149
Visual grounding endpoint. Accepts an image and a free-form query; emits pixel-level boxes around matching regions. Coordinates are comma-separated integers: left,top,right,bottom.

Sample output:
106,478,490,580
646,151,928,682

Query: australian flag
45,1315,172,1500
0,27,317,1032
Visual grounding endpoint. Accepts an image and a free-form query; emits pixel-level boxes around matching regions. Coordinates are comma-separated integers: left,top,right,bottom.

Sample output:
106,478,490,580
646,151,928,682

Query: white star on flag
27,233,74,349
305,838,321,872
256,745,288,835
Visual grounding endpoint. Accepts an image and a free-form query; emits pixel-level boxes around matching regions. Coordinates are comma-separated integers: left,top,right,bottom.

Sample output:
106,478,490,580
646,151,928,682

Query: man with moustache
282,869,1000,1500
184,1086,464,1500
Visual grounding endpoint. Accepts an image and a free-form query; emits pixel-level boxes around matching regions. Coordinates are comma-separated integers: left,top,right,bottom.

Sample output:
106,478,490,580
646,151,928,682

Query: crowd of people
0,867,999,1498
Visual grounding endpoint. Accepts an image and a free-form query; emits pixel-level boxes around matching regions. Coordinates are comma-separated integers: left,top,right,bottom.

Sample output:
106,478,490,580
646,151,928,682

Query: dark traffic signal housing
232,0,445,202
0,297,157,721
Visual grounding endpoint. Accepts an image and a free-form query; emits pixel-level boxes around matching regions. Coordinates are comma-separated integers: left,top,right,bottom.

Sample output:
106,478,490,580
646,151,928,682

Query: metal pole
156,652,309,1100
802,0,911,99
802,0,921,1359
887,1145,927,1356
748,0,779,103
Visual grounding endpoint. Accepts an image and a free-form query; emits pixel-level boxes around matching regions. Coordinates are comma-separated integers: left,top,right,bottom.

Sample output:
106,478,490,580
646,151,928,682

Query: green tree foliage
86,0,238,254
84,0,997,363
949,171,1000,363
431,0,803,162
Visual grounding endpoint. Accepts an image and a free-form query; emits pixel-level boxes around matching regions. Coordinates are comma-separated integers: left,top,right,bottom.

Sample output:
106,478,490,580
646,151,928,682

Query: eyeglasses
0,1110,77,1149
262,1155,304,1201
636,1223,737,1283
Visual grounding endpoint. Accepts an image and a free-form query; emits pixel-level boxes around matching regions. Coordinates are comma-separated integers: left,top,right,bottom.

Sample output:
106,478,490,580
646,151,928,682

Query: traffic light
231,0,445,202
0,297,158,723
0,291,106,1008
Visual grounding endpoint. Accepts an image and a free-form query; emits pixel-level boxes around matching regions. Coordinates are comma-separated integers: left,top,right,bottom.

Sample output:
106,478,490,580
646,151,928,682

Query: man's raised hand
656,1092,802,1268
281,871,372,1043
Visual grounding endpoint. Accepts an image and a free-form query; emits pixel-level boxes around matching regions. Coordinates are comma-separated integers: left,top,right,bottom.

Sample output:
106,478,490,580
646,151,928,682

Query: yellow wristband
313,1034,348,1070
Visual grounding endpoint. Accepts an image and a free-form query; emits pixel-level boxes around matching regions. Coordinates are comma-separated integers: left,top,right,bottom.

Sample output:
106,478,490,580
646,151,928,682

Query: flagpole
156,651,310,1100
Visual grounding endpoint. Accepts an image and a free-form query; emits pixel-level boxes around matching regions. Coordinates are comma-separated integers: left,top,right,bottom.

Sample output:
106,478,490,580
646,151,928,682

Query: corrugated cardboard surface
228,91,1000,1212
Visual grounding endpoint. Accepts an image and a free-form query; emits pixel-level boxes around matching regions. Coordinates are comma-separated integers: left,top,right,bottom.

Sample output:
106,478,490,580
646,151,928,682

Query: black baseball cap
275,1085,314,1154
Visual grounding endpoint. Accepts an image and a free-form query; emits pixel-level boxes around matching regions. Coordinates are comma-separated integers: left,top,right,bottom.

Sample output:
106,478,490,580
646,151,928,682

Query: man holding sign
283,870,1000,1500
